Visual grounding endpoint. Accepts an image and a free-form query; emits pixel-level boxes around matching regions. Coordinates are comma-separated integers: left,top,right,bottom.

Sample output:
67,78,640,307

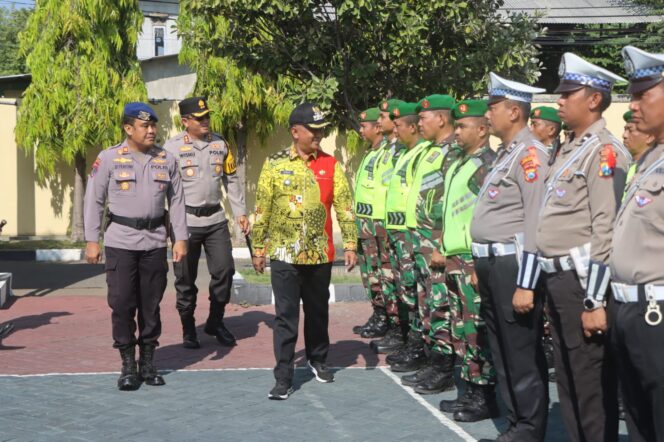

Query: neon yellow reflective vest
441,147,495,255
385,139,431,230
354,145,383,219
372,138,404,221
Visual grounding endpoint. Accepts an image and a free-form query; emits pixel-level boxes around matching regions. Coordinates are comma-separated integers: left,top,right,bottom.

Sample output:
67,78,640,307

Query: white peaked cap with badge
622,45,664,94
488,72,546,104
555,52,626,93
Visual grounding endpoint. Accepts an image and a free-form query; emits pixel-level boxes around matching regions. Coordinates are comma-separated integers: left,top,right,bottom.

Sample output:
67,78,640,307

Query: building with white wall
137,0,181,60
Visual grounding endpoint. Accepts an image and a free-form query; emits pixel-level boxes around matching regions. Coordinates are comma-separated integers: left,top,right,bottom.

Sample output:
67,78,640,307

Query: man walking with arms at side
84,103,188,390
164,97,249,349
251,103,357,400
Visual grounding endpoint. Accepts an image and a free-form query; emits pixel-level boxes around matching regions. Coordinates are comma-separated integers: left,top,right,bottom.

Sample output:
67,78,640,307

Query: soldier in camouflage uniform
352,107,388,338
373,102,430,356
438,100,498,423
369,99,410,352
391,95,461,395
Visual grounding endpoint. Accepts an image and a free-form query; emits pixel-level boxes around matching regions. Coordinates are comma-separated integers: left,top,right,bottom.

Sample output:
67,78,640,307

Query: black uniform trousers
542,270,618,442
271,260,332,383
105,246,168,349
610,295,664,442
476,255,549,442
173,221,234,317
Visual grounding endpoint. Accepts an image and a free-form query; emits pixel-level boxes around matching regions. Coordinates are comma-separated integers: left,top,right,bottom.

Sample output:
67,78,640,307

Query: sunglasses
186,114,210,122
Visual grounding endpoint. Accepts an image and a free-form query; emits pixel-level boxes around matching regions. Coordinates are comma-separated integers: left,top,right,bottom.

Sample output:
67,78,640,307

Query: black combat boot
414,352,455,394
360,307,388,338
204,300,237,346
401,348,434,387
180,314,200,349
352,309,378,334
453,383,500,422
117,347,141,391
439,381,473,412
139,344,165,386
389,330,427,372
369,323,405,354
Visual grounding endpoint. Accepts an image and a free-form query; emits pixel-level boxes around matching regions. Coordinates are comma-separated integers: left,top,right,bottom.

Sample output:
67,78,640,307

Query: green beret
416,94,456,113
389,102,419,120
378,99,404,113
452,99,488,120
623,110,634,123
530,106,561,124
359,107,380,123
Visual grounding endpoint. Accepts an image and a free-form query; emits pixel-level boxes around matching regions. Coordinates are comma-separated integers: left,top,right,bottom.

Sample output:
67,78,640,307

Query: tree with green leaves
0,6,31,76
181,0,541,132
177,2,293,222
16,0,146,241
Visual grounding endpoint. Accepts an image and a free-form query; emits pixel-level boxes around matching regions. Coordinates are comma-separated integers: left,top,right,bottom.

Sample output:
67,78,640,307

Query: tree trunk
71,152,86,242
235,120,248,243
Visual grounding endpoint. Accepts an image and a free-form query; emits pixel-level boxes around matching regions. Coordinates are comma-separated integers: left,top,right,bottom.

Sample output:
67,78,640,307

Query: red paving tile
0,293,386,375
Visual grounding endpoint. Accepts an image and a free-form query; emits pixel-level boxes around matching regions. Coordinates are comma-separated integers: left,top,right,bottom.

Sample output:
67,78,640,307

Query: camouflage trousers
412,229,453,356
445,254,496,385
387,229,417,325
355,217,384,308
376,221,400,325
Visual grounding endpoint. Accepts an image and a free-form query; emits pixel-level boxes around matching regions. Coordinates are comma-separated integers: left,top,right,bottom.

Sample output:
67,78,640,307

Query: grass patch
0,240,86,250
238,270,362,285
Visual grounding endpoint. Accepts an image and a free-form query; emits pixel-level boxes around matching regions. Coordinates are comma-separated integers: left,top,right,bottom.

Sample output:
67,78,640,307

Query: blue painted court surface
0,367,628,441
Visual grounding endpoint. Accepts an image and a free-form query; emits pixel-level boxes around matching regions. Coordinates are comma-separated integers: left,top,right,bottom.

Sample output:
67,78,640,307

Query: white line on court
0,366,381,378
379,366,477,442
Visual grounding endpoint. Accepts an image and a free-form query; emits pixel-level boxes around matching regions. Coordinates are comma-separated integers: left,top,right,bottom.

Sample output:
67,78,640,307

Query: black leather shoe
117,347,141,391
204,321,237,347
139,344,165,386
180,315,200,349
453,384,499,422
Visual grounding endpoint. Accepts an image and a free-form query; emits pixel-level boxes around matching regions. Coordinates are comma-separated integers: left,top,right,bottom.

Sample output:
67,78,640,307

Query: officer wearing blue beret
84,102,189,391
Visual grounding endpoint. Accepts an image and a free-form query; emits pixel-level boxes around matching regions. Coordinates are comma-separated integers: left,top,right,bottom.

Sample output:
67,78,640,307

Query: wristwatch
583,297,603,311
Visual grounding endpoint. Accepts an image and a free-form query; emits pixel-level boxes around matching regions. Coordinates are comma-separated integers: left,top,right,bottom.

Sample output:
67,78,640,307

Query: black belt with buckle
108,212,165,230
185,204,221,217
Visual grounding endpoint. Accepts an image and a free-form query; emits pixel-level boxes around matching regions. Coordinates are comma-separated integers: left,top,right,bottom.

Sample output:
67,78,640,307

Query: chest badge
186,168,195,177
284,179,291,186
487,188,499,199
215,165,222,174
120,182,130,191
635,195,652,207
556,188,566,198
319,169,326,176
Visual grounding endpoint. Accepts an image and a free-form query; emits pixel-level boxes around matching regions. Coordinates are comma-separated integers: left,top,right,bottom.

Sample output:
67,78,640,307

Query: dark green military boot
139,344,165,386
413,352,455,394
453,383,500,422
117,347,141,391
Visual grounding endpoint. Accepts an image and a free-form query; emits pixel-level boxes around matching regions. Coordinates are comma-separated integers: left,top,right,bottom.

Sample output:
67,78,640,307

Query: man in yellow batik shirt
251,103,357,400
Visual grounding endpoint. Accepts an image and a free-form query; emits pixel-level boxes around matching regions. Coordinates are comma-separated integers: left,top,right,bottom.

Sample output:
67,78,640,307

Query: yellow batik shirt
252,146,357,264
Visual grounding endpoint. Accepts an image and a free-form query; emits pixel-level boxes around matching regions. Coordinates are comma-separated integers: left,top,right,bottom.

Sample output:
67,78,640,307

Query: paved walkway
0,263,629,442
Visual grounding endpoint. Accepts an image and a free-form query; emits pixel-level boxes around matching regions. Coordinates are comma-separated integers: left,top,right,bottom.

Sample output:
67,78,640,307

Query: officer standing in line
370,99,410,352
622,110,655,181
610,45,664,442
472,73,549,442
376,102,431,361
163,97,248,349
396,95,460,393
529,106,562,151
438,99,498,422
251,103,357,400
535,53,630,442
352,107,388,338
84,102,188,390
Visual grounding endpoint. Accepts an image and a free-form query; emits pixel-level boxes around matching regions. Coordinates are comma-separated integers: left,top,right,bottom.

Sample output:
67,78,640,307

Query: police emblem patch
137,111,151,121
488,188,499,199
599,144,617,177
459,104,468,114
198,99,205,109
393,108,401,117
422,99,430,109
556,188,566,198
533,109,541,118
635,195,652,207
